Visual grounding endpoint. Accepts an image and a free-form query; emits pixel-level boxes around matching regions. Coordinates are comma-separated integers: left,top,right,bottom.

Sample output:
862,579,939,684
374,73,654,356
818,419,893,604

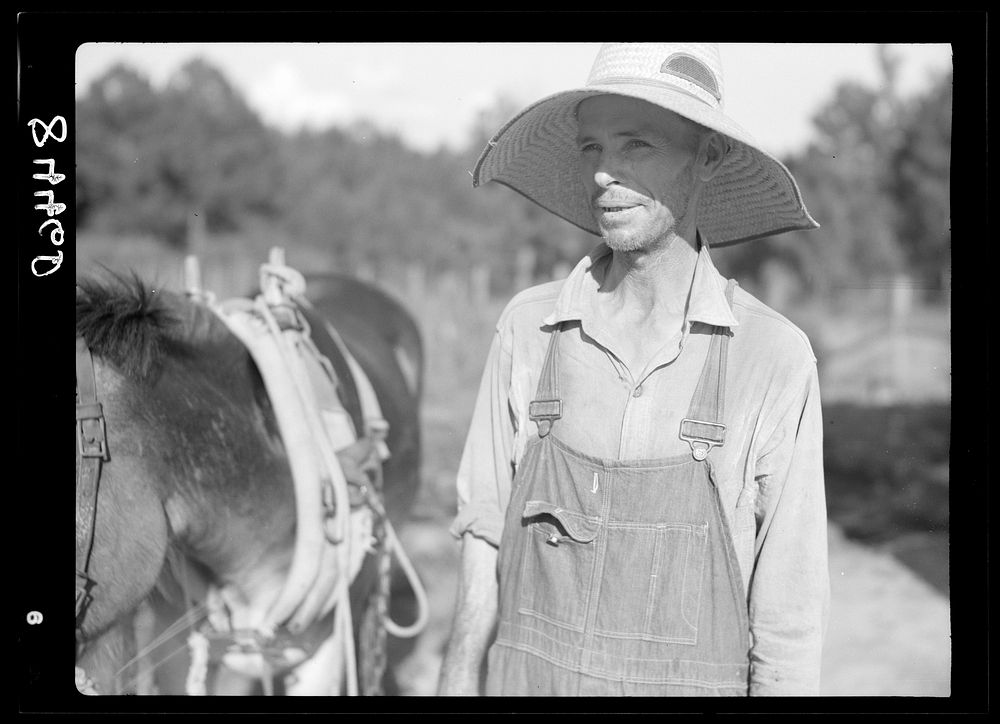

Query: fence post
514,246,536,292
761,259,798,311
552,261,572,281
470,264,490,307
890,273,913,403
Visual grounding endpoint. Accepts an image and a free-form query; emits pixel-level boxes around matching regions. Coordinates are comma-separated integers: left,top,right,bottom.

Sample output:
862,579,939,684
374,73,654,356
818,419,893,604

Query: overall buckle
529,399,562,438
679,419,726,461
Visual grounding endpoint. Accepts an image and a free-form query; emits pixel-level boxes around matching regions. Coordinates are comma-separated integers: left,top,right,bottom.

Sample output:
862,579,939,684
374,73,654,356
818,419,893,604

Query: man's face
576,95,705,252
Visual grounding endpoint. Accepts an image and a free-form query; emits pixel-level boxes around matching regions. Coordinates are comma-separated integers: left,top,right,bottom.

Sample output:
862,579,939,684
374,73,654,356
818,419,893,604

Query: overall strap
679,279,736,461
528,323,564,438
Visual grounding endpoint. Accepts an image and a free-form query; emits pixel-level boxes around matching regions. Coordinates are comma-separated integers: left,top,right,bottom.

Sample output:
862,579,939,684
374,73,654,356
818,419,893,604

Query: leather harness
75,327,108,629
74,258,429,694
71,282,366,635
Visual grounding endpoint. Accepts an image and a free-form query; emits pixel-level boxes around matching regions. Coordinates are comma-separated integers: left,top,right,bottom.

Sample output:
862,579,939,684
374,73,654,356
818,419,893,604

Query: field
76,236,952,696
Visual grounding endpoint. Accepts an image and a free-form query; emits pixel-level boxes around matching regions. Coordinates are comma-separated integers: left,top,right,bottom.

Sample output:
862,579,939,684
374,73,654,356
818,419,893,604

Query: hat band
587,75,720,110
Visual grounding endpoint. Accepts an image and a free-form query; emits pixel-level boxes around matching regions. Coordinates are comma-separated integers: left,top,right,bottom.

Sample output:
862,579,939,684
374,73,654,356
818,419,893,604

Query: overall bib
487,281,750,696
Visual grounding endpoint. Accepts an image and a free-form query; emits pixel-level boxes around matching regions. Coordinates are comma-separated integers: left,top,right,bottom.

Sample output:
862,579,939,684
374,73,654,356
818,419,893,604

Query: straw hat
473,43,819,246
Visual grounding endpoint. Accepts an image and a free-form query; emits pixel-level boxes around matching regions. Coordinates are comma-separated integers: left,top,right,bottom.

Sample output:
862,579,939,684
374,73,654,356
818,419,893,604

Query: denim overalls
487,280,750,696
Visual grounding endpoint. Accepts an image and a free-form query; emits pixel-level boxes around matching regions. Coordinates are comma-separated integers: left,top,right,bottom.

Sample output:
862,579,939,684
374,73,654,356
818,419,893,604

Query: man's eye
625,139,650,149
580,143,601,153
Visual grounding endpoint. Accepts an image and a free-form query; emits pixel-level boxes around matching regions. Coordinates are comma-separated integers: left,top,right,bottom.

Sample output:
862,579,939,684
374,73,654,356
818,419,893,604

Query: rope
112,602,211,694
75,666,99,695
185,630,210,696
358,548,389,695
357,475,429,641
382,521,430,639
357,452,390,695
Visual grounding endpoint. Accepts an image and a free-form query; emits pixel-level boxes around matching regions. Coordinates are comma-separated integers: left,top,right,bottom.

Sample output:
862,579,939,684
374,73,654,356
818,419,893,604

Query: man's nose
594,170,618,188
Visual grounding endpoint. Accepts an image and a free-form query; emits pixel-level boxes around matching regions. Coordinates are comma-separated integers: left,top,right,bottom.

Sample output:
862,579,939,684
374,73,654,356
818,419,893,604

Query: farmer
438,43,830,696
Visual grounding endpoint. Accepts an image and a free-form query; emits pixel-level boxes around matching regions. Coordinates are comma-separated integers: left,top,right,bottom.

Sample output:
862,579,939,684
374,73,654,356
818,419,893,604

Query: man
438,43,829,696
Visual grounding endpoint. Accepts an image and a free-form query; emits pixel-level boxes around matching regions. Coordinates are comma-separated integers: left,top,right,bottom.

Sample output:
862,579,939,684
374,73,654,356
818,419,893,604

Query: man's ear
697,132,729,183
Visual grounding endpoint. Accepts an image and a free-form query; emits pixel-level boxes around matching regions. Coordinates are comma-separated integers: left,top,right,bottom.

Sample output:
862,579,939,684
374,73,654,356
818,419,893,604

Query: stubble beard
598,166,697,255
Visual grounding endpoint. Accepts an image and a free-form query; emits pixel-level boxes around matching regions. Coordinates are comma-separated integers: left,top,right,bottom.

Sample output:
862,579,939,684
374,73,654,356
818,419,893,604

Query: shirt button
632,385,643,398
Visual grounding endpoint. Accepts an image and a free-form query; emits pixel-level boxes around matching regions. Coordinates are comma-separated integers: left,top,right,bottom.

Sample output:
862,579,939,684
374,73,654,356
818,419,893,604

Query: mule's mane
76,271,222,381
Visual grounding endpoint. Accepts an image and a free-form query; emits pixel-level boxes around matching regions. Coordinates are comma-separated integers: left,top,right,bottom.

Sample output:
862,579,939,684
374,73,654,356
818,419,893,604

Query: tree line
76,47,951,301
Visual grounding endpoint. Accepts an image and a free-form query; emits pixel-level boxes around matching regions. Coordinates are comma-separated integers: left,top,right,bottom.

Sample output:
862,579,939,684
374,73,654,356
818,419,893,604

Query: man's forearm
748,367,829,695
437,534,500,695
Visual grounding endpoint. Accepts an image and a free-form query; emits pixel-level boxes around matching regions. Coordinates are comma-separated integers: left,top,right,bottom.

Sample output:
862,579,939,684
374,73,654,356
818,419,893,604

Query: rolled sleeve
748,362,830,696
449,329,516,549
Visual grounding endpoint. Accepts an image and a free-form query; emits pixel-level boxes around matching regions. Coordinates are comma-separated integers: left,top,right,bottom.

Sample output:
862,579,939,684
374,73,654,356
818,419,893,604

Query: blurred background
74,42,951,696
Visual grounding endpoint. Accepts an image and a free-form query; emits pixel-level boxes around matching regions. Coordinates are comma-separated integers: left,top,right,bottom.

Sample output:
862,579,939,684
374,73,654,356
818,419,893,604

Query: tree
153,59,284,249
76,59,285,248
892,70,952,294
76,64,164,231
721,45,951,301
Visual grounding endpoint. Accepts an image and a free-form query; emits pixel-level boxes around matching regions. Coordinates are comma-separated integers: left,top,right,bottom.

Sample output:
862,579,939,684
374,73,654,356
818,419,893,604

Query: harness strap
205,290,358,694
184,250,428,696
298,302,365,438
75,330,108,623
75,337,108,459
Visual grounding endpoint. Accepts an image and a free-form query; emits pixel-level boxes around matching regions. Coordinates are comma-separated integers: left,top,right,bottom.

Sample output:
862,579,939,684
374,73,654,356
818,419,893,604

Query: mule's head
76,274,182,648
75,273,297,673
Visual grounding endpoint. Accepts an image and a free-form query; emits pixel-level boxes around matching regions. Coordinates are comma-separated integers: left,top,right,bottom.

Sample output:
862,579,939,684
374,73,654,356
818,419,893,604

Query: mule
74,268,423,695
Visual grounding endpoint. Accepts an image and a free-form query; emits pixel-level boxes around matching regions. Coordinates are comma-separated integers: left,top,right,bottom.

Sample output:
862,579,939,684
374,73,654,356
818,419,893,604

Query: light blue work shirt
451,240,830,695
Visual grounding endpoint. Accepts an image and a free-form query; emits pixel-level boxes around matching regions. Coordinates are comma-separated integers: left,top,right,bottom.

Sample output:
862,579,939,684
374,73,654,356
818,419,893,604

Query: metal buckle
269,303,303,332
528,399,562,420
678,419,726,461
77,416,109,461
529,399,562,438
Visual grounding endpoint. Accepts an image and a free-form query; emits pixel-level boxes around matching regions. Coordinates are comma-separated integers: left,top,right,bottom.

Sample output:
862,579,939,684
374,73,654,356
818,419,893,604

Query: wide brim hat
473,43,819,247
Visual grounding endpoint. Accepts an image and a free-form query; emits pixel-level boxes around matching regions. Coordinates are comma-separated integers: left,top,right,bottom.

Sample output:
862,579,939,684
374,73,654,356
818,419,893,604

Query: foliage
713,47,952,302
822,402,949,542
891,71,953,291
77,60,284,248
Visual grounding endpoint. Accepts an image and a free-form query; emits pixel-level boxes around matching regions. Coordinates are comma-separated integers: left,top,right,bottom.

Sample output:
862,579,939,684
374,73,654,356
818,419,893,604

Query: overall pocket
595,522,709,645
517,499,600,631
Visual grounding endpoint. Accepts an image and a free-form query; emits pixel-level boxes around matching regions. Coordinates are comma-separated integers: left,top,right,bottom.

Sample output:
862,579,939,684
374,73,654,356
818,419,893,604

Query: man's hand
437,534,500,695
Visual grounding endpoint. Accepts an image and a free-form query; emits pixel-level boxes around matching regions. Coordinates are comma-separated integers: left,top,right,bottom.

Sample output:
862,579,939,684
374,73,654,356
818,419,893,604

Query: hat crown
586,43,725,110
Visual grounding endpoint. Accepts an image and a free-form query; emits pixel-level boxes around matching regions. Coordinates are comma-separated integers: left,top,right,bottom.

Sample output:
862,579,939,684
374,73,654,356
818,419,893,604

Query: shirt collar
543,236,740,330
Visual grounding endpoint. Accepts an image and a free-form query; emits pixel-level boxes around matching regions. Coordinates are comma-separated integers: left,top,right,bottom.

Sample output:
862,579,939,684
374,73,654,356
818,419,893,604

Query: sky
75,42,953,158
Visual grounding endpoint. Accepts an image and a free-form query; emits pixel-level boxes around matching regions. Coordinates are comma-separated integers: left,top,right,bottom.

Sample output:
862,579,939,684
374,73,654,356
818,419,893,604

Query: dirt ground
384,517,951,698
819,525,950,696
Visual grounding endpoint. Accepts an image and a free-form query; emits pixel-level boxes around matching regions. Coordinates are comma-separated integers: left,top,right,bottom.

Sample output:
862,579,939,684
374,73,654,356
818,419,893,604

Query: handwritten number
32,159,65,185
38,219,64,246
27,119,68,278
31,251,63,277
33,190,66,217
27,116,67,147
